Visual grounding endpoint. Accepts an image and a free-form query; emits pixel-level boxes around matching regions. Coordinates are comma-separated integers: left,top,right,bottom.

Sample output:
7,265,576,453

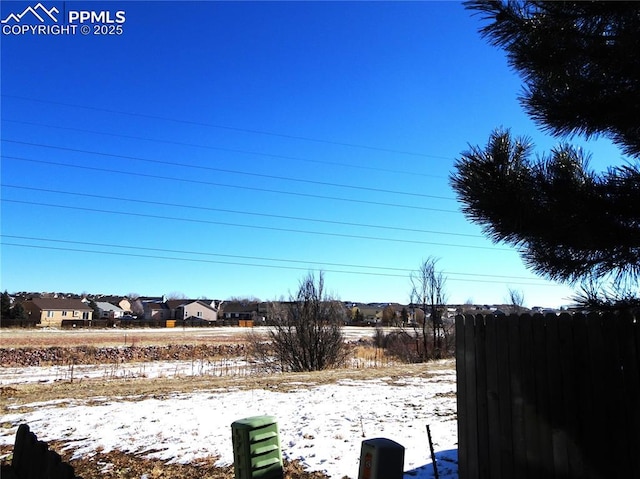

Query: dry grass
0,360,452,407
0,444,334,479
0,360,454,479
0,327,454,479
0,325,398,348
0,327,260,348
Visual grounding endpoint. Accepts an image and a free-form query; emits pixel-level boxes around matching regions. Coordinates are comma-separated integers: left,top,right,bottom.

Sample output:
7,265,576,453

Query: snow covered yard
0,360,458,479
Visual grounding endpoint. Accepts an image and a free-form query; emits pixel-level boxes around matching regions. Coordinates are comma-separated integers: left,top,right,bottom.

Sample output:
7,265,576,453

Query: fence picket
464,314,479,479
484,314,501,479
474,315,490,479
455,315,469,479
602,313,629,477
8,424,79,479
518,314,541,478
495,315,514,478
618,312,640,478
559,313,584,477
570,313,595,479
531,313,554,476
507,315,527,478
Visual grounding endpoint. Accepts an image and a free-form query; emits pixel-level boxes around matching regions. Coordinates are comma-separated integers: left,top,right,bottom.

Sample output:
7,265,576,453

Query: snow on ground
0,361,458,479
0,359,254,385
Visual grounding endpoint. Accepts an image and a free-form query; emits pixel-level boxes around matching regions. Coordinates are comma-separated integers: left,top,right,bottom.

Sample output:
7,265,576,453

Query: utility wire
2,119,448,179
2,94,452,160
1,234,548,282
2,139,455,201
2,184,482,240
1,198,508,251
2,155,459,213
1,234,409,273
1,241,552,287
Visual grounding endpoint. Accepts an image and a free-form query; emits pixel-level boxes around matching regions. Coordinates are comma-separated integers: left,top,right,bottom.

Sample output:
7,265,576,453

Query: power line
0,234,548,282
1,234,409,273
2,184,482,240
1,198,509,251
0,239,553,287
2,139,456,201
2,94,453,160
2,155,460,213
2,118,448,180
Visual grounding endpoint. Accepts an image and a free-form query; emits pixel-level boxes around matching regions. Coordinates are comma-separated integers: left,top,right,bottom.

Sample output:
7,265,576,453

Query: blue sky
0,1,626,307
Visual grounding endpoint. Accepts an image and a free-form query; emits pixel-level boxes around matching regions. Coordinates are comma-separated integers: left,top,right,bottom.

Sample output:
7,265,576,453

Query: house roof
220,301,259,313
26,298,92,311
165,299,189,310
94,302,124,312
187,300,216,311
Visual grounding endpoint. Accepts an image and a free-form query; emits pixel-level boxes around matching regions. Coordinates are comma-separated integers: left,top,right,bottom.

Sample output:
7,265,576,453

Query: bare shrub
374,325,456,363
249,272,349,372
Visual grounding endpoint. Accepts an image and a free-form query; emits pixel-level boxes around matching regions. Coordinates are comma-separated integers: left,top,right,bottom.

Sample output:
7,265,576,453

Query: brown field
0,325,380,348
0,326,262,348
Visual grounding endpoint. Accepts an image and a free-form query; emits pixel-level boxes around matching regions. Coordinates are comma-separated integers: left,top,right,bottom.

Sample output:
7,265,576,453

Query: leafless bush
373,323,456,363
249,272,349,372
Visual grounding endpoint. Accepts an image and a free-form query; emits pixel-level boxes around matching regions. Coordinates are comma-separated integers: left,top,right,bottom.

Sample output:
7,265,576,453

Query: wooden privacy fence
456,312,639,479
1,424,80,479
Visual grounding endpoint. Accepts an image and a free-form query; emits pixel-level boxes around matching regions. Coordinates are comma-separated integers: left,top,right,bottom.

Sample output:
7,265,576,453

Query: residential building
220,301,260,321
94,301,125,319
175,300,218,322
142,301,170,321
22,298,93,327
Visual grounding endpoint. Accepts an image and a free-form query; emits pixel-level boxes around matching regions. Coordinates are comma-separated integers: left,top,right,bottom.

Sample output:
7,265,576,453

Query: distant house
351,303,382,325
94,301,125,319
22,298,93,327
93,295,129,313
220,301,260,321
142,301,170,321
165,300,187,319
175,300,218,322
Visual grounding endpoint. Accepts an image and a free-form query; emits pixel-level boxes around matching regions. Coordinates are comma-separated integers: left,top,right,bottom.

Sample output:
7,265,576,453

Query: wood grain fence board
545,314,570,478
455,314,469,479
47,450,76,479
474,315,490,479
14,428,43,479
484,314,502,479
585,313,609,479
456,312,639,479
495,315,514,478
507,315,528,479
558,313,584,477
601,313,629,478
47,450,62,479
60,462,76,479
531,313,554,476
634,313,640,478
11,424,30,475
518,314,542,477
28,441,48,479
619,313,640,478
464,314,479,479
9,424,78,479
610,313,633,477
570,313,597,479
